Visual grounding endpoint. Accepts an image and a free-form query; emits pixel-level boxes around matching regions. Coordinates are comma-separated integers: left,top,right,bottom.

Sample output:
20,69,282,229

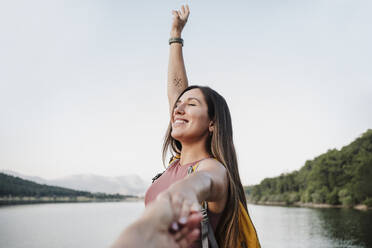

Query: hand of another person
152,192,202,247
170,5,190,37
111,191,202,248
165,182,201,230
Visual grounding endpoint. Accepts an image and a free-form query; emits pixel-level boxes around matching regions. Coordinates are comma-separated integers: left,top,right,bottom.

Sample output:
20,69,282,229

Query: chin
171,131,183,142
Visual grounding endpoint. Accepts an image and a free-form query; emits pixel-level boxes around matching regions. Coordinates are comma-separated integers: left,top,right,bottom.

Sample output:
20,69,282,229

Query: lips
173,117,189,125
175,119,187,124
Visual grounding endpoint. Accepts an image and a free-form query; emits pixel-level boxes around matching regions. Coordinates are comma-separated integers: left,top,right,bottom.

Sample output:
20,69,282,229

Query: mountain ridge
0,170,149,196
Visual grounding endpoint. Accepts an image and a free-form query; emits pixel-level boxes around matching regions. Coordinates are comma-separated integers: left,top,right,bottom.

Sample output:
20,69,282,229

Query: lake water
0,202,371,248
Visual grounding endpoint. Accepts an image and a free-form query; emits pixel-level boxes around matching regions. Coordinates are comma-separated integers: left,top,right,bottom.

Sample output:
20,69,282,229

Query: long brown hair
162,85,247,248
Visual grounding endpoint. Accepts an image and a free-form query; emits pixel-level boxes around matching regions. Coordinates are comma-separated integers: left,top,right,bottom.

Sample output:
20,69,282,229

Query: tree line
246,129,372,207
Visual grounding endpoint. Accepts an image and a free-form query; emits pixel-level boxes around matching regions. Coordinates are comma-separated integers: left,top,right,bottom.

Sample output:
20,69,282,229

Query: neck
179,138,210,165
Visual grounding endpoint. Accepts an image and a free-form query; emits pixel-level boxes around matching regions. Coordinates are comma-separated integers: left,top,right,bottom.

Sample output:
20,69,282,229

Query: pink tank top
144,159,222,248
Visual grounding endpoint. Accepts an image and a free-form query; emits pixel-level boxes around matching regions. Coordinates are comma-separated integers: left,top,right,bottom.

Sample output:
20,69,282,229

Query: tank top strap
167,154,181,169
169,156,217,172
190,157,217,173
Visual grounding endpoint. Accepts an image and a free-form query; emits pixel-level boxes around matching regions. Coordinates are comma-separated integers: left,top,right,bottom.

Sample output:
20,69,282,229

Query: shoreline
248,201,372,211
0,196,143,206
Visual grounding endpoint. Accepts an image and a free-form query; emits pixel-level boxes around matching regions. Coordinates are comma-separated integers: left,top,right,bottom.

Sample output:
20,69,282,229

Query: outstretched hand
111,191,202,248
145,191,202,248
171,4,190,37
165,183,201,230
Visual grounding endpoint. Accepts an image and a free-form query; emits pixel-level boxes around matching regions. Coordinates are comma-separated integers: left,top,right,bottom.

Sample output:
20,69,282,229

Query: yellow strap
167,154,181,168
189,157,260,248
238,201,261,248
191,157,219,172
191,161,200,172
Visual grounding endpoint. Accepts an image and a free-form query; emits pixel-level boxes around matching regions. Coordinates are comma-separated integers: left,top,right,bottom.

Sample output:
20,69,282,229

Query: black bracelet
169,37,184,46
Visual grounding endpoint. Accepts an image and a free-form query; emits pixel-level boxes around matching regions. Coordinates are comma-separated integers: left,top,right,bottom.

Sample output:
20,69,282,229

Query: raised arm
168,5,190,114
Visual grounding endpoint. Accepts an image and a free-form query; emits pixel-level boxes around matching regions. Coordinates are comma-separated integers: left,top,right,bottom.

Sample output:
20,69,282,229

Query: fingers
186,229,200,244
190,202,201,213
184,4,190,20
170,194,199,223
180,4,190,16
177,10,182,19
178,201,201,228
165,185,201,244
178,200,191,225
177,229,200,248
169,221,180,234
172,10,178,18
149,192,177,229
171,207,202,247
185,211,203,230
184,5,190,19
173,5,190,21
173,226,190,242
171,211,201,238
181,5,186,15
170,194,184,221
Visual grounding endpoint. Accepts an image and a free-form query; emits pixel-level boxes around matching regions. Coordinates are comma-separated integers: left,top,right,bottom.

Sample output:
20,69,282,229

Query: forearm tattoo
173,77,183,88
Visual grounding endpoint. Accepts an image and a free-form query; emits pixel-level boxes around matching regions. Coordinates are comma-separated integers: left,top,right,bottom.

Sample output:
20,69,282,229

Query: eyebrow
176,97,202,104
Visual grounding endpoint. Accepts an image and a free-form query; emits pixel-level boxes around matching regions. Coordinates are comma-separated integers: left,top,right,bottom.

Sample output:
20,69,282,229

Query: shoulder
197,158,226,175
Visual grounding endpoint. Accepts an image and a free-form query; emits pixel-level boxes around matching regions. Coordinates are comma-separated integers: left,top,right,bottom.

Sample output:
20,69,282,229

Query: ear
209,121,214,133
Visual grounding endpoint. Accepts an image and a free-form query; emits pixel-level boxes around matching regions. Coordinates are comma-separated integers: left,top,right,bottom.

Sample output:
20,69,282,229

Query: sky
0,0,371,185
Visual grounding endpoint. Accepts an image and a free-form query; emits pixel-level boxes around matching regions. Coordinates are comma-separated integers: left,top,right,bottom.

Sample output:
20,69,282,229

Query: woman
145,5,252,248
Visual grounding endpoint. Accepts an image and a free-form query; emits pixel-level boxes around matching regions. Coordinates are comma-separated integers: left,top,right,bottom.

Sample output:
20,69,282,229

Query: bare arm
168,5,190,114
165,159,229,222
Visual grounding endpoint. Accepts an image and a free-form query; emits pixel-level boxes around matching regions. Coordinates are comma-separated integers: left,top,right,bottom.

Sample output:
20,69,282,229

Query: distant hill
247,129,372,207
0,173,126,199
1,170,149,196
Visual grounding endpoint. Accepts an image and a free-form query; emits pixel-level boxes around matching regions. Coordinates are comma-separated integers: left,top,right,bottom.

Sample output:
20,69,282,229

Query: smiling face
171,88,212,143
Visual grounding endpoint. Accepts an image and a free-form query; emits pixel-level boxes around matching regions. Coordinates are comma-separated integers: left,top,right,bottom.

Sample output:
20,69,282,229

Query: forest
246,129,372,207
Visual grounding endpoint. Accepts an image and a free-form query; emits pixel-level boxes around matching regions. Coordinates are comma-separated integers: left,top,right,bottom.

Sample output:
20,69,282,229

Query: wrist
169,37,183,47
169,182,199,203
187,172,212,203
170,30,182,38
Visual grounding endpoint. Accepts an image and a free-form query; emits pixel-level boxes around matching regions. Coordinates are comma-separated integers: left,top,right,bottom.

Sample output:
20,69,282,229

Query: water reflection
248,204,371,248
0,203,371,248
315,208,372,248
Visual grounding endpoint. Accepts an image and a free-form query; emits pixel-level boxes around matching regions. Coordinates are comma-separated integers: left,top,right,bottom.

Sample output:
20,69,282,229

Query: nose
174,102,185,115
